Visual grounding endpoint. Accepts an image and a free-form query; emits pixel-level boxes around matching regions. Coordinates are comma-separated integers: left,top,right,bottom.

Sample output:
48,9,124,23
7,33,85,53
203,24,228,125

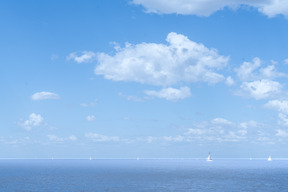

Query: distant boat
206,152,213,162
89,157,92,161
249,157,252,160
267,155,272,161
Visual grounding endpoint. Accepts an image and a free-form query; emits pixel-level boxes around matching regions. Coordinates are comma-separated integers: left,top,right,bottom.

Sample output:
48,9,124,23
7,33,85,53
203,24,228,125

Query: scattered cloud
85,133,120,142
278,113,288,126
31,92,60,100
236,57,261,81
118,93,144,102
95,32,229,86
240,79,282,100
265,100,288,126
131,0,288,18
51,54,59,61
235,57,284,81
86,115,96,122
67,51,97,63
212,118,232,125
284,58,288,64
145,86,191,101
265,100,288,114
21,113,44,131
239,120,258,129
47,135,78,142
275,129,288,137
183,118,269,143
225,76,235,86
81,101,97,107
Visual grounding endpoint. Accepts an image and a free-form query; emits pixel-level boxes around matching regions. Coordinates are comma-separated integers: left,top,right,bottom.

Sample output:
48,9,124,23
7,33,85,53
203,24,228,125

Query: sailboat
267,155,272,161
206,152,213,162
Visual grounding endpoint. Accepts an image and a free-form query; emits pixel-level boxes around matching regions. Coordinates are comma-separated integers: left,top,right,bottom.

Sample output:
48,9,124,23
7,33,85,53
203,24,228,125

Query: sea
0,158,288,191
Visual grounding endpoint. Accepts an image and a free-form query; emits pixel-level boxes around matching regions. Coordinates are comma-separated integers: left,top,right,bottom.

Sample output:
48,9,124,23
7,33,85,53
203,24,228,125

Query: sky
1,0,288,159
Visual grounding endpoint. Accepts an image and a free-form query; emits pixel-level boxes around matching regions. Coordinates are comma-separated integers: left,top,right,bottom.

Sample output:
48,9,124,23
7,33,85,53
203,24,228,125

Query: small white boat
89,157,92,161
267,155,272,161
206,152,213,162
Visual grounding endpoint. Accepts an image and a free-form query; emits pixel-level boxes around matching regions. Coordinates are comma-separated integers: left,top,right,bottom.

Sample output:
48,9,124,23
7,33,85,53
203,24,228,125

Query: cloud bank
131,0,288,18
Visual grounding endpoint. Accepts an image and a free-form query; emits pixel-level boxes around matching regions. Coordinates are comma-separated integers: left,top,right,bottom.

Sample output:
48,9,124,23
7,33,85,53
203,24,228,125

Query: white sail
206,152,213,161
267,155,272,161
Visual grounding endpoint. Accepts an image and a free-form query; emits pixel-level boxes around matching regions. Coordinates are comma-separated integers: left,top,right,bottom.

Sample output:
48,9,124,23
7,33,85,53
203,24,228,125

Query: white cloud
67,51,97,63
264,101,288,126
85,133,120,142
183,119,269,143
86,115,96,122
47,135,78,142
186,128,208,135
236,57,261,81
259,0,288,18
131,0,288,18
69,135,78,141
118,93,144,102
95,32,228,86
275,129,288,137
31,92,60,100
278,113,288,126
238,129,247,136
265,100,288,114
259,65,282,79
239,120,258,129
21,113,44,131
145,86,191,101
81,101,96,107
47,135,64,142
240,79,282,100
225,76,235,86
284,59,288,64
236,57,284,81
212,118,232,125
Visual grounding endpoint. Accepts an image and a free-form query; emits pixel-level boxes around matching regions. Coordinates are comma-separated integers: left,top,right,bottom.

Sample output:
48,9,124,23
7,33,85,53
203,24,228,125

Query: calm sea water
0,159,287,191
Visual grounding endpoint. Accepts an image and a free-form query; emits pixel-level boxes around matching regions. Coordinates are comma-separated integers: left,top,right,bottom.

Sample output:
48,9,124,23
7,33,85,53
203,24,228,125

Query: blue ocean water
0,159,287,191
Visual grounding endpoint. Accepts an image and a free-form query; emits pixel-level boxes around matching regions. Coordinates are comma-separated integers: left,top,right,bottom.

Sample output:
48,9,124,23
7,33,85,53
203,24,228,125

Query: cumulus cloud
67,51,97,63
235,57,284,81
131,0,288,18
240,79,282,100
95,32,229,86
31,92,60,100
265,100,288,114
145,86,191,101
85,133,120,142
236,57,261,81
21,113,44,131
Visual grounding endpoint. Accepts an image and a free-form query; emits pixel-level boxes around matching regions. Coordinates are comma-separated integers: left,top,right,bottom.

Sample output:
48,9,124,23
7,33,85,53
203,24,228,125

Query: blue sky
1,0,288,158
